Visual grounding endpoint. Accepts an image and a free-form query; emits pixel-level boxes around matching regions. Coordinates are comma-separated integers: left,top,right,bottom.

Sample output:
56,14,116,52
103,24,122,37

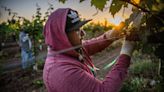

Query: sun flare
109,16,123,26
132,0,140,4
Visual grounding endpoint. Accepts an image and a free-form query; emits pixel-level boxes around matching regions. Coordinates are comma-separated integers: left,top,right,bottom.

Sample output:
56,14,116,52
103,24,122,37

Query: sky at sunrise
0,0,133,25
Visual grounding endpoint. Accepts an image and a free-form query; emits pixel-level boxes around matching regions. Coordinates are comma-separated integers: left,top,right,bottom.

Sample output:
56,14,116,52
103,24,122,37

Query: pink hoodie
43,8,131,92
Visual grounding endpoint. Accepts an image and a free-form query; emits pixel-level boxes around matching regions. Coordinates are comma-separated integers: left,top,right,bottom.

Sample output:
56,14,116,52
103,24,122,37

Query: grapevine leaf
109,0,127,17
132,12,143,28
144,0,155,10
59,0,67,4
124,10,139,27
147,15,164,30
80,0,85,3
157,0,164,3
91,0,108,11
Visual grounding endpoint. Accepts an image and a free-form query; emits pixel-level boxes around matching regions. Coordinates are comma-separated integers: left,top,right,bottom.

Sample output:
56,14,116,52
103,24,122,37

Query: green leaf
91,0,108,11
59,0,67,3
124,10,139,26
80,0,85,3
157,0,164,3
109,0,127,17
132,12,143,28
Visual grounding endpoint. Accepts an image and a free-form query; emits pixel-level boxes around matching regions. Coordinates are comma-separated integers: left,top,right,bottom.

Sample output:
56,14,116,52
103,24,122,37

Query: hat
65,9,91,33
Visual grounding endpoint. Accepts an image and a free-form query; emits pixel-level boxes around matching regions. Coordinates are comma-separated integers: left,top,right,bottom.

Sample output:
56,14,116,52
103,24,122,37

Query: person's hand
120,29,141,56
105,29,120,40
120,38,135,56
125,28,140,41
105,22,125,40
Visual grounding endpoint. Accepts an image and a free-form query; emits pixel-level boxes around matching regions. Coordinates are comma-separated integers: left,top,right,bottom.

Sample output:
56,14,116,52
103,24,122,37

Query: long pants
21,50,35,69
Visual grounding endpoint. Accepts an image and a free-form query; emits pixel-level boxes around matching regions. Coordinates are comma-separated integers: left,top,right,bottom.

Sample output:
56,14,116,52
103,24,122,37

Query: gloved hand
104,22,125,40
120,28,140,56
120,38,135,56
105,29,120,40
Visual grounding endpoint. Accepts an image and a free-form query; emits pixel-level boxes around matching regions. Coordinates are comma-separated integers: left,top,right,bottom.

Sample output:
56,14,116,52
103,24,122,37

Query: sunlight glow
132,0,140,4
109,16,123,26
114,22,125,31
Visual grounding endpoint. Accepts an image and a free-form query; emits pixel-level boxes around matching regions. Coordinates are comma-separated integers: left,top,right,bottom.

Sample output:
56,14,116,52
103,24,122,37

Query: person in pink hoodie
43,8,135,92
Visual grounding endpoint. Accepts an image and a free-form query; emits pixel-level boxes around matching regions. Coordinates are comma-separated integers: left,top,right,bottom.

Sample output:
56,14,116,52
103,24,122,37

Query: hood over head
44,8,74,55
44,8,89,56
44,8,95,73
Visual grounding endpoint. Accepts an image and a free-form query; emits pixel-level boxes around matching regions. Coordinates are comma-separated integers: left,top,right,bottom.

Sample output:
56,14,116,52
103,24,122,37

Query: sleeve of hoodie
83,34,114,56
70,54,130,92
